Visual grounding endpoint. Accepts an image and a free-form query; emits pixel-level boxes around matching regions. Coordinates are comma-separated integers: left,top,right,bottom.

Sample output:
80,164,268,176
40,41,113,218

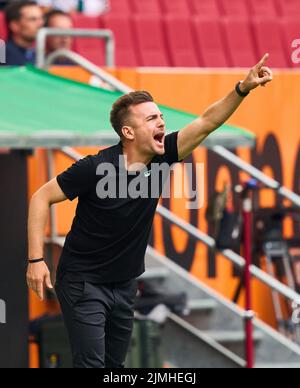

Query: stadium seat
108,0,131,15
277,0,300,17
218,0,249,17
0,11,7,41
222,18,257,67
132,15,170,66
164,15,200,67
193,17,228,67
160,0,191,15
281,18,300,68
190,0,221,17
71,14,105,66
252,18,288,68
71,13,101,28
101,15,138,66
248,0,279,17
131,0,161,15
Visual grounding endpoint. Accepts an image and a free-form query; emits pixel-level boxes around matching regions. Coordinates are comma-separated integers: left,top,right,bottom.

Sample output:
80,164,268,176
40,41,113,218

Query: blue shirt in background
3,40,36,66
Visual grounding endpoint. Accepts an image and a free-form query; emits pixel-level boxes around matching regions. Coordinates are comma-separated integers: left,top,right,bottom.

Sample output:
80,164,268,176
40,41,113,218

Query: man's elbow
30,187,51,207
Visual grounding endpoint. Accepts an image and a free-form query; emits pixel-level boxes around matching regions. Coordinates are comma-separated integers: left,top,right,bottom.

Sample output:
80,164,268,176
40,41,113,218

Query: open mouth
153,133,165,146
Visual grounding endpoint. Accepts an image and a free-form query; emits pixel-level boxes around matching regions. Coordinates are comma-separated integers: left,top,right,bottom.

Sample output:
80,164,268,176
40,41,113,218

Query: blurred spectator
83,0,109,15
37,0,78,13
44,9,74,64
3,1,43,66
37,0,109,15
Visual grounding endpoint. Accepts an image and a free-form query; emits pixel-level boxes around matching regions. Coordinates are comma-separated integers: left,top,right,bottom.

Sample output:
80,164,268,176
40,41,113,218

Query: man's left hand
240,53,273,93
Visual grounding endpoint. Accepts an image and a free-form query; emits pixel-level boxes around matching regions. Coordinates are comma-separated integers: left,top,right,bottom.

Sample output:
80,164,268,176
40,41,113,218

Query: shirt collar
8,40,34,55
111,141,154,173
112,141,124,167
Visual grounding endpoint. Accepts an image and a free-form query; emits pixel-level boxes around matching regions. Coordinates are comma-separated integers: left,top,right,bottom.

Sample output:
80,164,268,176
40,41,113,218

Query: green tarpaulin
0,66,255,148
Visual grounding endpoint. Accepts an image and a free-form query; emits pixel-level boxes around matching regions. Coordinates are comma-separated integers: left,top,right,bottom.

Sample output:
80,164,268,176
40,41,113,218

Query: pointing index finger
255,53,269,70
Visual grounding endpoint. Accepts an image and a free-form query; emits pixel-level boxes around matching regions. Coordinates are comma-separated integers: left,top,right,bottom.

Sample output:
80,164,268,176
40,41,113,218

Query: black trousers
55,274,138,368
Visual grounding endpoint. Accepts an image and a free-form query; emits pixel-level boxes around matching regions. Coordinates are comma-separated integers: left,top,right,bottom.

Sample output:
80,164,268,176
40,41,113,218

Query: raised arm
177,53,273,160
27,178,67,301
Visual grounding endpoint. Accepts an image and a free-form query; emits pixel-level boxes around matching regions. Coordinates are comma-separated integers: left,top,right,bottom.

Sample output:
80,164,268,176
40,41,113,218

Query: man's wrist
235,81,250,97
28,258,44,264
239,81,250,94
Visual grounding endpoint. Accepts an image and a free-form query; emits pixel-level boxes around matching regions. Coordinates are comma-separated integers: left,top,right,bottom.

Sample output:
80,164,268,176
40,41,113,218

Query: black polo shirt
56,131,182,283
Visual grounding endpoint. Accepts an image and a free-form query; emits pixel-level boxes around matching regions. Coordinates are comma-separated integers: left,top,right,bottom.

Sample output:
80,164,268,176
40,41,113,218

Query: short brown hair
110,91,154,138
5,1,38,30
44,9,71,27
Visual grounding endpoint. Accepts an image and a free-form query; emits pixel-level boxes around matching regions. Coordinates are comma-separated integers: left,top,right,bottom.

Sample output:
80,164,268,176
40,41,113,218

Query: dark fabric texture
55,274,139,369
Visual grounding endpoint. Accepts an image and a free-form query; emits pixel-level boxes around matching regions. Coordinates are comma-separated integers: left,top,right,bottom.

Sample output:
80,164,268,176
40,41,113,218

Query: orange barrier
27,66,300,366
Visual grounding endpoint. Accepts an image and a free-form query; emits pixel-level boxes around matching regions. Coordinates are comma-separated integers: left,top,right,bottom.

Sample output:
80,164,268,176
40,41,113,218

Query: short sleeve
163,131,181,165
56,155,95,201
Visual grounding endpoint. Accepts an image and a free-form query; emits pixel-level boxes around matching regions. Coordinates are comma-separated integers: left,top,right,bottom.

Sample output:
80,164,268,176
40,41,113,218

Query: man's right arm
27,178,67,301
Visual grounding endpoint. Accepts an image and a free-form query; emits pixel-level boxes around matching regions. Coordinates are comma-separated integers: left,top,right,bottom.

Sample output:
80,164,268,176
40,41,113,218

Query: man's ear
121,126,135,141
9,21,19,36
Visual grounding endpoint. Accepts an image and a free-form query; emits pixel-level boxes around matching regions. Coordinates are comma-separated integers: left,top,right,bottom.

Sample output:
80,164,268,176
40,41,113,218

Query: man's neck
11,36,34,50
122,144,153,172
